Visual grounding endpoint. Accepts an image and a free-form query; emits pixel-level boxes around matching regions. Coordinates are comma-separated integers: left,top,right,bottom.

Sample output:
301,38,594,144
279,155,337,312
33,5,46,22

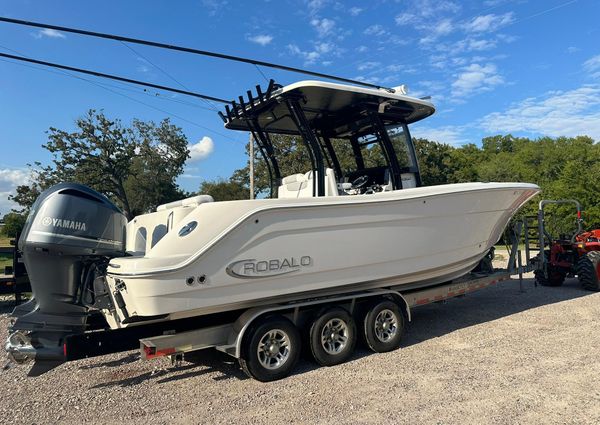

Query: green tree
11,110,190,219
198,178,249,201
414,138,458,185
1,212,26,237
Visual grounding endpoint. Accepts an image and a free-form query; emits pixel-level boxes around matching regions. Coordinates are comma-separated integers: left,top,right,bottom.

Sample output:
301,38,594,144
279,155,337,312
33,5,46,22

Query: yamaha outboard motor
5,183,127,375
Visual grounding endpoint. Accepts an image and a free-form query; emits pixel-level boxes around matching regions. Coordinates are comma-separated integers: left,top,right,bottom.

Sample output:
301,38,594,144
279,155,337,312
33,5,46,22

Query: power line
0,55,246,146
0,43,217,112
0,16,394,92
0,51,229,103
119,41,220,111
254,64,270,83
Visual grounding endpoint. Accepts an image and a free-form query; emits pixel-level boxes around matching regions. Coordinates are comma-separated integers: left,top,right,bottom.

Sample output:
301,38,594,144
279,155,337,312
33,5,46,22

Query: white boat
8,80,539,360
103,181,537,326
93,80,537,326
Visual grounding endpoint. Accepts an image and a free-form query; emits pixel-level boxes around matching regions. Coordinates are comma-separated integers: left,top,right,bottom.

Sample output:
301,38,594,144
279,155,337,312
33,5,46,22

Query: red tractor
534,199,600,291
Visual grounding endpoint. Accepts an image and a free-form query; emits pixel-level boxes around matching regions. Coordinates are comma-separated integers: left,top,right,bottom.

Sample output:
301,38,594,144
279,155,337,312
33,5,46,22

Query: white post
249,133,255,200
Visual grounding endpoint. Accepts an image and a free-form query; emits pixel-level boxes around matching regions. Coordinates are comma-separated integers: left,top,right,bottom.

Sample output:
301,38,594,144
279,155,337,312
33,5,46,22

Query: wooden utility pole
249,133,254,199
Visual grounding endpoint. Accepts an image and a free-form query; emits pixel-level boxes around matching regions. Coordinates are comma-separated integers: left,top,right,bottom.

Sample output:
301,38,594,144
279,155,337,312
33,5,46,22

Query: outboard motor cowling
6,183,127,374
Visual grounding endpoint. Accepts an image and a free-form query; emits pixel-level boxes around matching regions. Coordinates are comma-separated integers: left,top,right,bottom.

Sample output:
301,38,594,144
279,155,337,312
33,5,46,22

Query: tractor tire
534,269,566,287
576,251,600,291
534,251,565,287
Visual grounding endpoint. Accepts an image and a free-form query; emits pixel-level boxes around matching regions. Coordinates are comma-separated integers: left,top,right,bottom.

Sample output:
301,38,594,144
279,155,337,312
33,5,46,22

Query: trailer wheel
239,316,301,382
363,300,404,353
309,307,356,366
577,251,600,291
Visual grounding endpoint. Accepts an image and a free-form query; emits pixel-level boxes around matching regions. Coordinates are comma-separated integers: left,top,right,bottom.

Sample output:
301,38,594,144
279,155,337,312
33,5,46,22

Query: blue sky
1,0,599,214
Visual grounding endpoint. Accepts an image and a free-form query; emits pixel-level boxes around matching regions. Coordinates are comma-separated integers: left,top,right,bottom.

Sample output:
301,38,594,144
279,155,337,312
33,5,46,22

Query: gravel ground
2,267,600,424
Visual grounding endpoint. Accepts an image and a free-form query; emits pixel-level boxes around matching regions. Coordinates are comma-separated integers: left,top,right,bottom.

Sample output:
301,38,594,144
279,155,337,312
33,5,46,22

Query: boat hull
105,182,539,326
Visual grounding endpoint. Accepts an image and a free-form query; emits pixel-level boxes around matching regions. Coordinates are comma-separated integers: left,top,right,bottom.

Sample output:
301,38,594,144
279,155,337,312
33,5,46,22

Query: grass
0,235,13,247
0,253,12,273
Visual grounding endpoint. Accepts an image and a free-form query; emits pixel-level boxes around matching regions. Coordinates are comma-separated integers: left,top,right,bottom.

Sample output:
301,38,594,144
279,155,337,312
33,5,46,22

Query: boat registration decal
226,256,312,279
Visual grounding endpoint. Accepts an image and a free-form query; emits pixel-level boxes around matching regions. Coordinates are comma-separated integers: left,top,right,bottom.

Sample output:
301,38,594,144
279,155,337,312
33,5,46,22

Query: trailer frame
11,219,537,380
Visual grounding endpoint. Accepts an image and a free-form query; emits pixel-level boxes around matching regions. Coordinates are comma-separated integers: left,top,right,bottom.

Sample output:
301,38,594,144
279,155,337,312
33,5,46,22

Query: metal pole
249,134,254,200
517,249,524,293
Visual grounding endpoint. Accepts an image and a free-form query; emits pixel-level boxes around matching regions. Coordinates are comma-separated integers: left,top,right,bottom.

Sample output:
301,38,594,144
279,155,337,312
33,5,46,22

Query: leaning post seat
278,168,338,198
277,174,308,198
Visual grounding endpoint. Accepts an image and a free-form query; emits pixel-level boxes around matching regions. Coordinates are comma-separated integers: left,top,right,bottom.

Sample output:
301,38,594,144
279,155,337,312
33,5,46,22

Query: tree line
3,109,598,238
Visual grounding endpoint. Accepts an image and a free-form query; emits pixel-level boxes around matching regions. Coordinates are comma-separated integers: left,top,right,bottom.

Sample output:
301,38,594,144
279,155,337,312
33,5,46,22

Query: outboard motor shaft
6,183,127,375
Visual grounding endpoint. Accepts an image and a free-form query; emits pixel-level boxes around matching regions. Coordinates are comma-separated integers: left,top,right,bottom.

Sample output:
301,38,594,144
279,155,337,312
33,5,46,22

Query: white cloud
248,34,274,46
466,38,497,51
583,54,600,79
419,18,455,44
32,28,66,39
364,24,387,36
451,63,504,98
464,13,514,33
395,13,417,26
202,0,228,16
357,61,380,71
395,0,460,26
0,169,30,214
287,41,341,65
479,85,600,141
410,125,468,146
188,136,214,161
311,17,335,37
307,0,327,14
349,7,363,16
567,46,580,54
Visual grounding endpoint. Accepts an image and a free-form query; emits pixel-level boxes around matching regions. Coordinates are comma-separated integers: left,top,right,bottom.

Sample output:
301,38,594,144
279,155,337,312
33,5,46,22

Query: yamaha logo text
41,216,87,231
226,256,313,279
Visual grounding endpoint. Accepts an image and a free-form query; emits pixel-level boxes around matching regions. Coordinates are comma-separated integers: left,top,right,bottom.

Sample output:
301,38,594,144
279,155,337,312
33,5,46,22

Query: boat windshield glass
386,124,414,168
357,133,388,168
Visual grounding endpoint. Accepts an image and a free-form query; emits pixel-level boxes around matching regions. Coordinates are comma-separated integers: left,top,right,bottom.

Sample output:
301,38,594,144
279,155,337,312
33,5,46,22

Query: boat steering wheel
351,175,369,189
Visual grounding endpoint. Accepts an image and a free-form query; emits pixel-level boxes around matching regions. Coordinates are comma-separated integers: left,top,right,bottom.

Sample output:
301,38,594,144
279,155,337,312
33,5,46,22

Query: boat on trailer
6,80,539,379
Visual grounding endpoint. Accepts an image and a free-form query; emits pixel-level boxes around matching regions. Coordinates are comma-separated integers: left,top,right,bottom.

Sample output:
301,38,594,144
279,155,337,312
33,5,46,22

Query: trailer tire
239,315,301,382
577,251,600,291
363,300,404,353
309,307,356,366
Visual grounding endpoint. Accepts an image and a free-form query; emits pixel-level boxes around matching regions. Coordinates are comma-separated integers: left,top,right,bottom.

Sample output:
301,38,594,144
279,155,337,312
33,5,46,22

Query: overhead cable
0,51,229,103
0,16,394,92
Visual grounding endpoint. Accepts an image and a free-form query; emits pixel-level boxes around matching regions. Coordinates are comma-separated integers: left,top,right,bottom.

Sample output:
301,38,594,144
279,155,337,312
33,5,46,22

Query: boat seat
278,168,339,198
278,173,308,198
303,168,339,197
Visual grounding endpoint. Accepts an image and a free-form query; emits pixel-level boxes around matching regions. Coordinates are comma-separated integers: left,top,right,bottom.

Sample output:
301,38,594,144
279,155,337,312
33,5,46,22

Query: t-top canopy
221,80,435,136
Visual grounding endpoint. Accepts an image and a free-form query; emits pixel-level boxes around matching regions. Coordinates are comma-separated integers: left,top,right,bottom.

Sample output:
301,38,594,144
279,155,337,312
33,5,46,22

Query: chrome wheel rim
374,309,398,342
257,329,291,370
321,318,349,355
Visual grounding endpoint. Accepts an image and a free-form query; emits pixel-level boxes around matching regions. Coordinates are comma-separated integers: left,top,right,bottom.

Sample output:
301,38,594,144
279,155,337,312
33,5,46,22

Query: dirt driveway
1,277,600,424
